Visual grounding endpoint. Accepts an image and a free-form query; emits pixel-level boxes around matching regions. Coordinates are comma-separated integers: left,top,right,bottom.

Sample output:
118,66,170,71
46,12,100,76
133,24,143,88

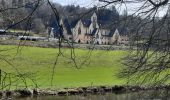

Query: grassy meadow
0,45,128,89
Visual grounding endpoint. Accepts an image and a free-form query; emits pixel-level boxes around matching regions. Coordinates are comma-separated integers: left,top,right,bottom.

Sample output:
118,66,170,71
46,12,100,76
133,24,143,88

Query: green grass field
0,45,128,89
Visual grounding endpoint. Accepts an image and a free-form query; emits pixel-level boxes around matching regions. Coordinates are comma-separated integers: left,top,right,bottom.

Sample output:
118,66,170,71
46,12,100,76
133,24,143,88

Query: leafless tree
1,0,170,90
0,0,96,88
98,0,170,85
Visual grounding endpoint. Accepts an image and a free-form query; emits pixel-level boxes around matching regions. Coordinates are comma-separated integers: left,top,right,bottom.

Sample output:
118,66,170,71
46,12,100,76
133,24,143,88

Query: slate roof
91,28,97,35
81,19,91,27
52,27,63,38
100,27,115,37
49,18,72,37
62,18,72,35
49,21,64,38
69,18,79,28
101,27,129,37
85,28,97,36
96,11,117,29
118,27,128,36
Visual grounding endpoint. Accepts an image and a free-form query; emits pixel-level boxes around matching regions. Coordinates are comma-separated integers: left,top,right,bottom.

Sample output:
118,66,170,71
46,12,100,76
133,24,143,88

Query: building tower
91,13,98,29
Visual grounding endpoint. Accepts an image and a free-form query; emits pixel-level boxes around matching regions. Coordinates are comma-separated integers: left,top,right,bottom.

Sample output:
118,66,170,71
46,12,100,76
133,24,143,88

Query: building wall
94,29,102,44
71,13,129,45
101,36,110,45
120,35,129,44
60,19,70,40
95,29,111,45
111,29,121,44
73,20,89,43
89,12,99,38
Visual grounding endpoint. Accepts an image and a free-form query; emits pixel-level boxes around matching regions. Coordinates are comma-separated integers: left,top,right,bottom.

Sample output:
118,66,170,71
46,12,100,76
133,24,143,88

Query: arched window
78,27,81,34
93,17,97,28
96,33,99,38
78,39,81,43
96,41,99,45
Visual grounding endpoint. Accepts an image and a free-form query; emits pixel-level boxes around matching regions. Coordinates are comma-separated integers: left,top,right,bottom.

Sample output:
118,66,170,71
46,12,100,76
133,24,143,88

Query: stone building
48,12,129,45
73,12,129,45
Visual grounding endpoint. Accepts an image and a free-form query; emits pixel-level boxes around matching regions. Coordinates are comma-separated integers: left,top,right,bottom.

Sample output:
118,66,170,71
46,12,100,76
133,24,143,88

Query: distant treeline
0,1,123,34
0,0,167,40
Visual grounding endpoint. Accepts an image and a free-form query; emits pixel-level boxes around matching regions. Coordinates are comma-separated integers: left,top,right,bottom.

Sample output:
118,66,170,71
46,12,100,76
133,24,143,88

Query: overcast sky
51,0,136,15
52,0,99,7
51,0,168,17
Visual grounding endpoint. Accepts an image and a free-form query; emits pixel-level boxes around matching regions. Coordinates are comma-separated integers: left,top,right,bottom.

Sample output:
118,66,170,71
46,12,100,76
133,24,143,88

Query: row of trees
0,0,121,34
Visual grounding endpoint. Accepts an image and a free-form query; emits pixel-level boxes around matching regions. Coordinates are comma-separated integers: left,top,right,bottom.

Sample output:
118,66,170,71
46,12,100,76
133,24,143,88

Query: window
78,39,81,43
69,37,72,40
78,27,81,34
93,17,97,28
96,41,99,45
96,33,99,38
93,17,96,22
